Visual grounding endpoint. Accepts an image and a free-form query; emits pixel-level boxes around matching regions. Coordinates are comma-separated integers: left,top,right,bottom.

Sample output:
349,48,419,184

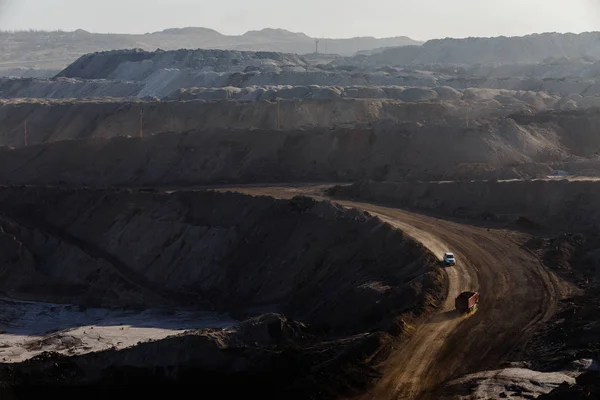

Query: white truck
443,252,456,266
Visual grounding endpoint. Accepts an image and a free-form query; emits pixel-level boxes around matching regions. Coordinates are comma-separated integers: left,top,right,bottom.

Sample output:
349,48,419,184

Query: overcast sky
0,0,599,40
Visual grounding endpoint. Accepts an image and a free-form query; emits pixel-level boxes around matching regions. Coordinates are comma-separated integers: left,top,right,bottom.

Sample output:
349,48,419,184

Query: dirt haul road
222,185,567,400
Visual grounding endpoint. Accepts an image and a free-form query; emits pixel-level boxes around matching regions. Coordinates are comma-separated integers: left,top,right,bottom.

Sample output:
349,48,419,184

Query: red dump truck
455,291,479,313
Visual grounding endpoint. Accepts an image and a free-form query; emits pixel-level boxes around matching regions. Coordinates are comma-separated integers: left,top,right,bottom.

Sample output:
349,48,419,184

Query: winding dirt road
221,185,568,400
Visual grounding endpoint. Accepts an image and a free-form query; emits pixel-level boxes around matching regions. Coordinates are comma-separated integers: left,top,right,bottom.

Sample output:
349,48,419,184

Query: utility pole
315,38,319,54
24,120,27,147
276,100,280,130
139,108,143,138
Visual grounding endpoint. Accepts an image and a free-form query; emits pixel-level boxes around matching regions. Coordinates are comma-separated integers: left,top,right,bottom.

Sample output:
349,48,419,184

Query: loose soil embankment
0,187,444,397
329,179,600,232
2,110,600,185
0,187,441,322
0,99,450,148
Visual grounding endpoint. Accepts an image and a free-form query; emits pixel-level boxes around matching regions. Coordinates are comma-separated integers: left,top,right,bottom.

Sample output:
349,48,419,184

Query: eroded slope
0,187,444,397
0,188,440,334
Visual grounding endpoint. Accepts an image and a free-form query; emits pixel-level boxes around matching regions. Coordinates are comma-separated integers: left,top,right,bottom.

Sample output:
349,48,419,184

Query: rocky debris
542,233,600,282
539,371,600,399
442,368,576,399
494,230,600,400
519,232,600,375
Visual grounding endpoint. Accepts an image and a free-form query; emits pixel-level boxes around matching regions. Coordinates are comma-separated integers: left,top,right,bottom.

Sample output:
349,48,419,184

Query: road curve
221,185,566,400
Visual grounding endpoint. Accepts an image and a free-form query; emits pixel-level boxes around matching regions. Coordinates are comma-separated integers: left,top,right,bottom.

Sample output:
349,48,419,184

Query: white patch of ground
0,297,236,363
447,368,576,399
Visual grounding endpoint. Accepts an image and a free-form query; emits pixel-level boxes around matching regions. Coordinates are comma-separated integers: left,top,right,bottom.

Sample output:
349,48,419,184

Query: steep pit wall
3,97,599,157
329,180,600,231
0,187,440,335
0,187,445,397
0,116,582,186
0,99,451,148
511,108,600,157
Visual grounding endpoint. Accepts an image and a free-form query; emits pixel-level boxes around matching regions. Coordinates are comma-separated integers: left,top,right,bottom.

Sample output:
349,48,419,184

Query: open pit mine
0,31,598,400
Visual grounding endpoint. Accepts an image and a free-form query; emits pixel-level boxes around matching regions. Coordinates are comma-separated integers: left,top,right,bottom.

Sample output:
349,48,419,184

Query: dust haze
0,0,599,39
0,0,8,28
0,2,597,400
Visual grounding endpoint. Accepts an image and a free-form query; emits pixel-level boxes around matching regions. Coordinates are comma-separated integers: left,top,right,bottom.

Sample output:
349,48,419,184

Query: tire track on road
222,186,565,400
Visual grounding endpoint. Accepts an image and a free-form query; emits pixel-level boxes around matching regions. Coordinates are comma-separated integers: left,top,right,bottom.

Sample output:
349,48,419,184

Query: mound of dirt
166,85,465,102
9,66,600,99
442,368,576,399
330,180,600,232
57,49,310,81
1,107,597,184
0,187,442,336
0,99,454,148
539,371,600,399
0,94,576,149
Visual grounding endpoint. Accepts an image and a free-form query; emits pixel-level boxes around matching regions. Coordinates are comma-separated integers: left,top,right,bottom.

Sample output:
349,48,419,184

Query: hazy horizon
0,0,599,41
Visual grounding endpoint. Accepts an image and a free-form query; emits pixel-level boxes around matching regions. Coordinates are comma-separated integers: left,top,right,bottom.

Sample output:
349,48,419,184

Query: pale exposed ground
0,297,236,363
540,175,600,181
445,368,576,400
